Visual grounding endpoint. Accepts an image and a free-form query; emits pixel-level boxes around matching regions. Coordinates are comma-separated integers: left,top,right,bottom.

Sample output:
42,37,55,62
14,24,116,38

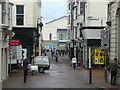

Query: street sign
101,30,109,49
9,39,20,46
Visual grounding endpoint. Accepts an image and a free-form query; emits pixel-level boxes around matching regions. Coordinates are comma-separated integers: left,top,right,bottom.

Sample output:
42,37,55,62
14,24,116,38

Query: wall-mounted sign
101,30,109,49
92,49,104,65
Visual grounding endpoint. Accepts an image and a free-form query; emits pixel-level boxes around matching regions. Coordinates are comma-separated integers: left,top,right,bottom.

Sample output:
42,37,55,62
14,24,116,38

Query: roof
46,16,67,24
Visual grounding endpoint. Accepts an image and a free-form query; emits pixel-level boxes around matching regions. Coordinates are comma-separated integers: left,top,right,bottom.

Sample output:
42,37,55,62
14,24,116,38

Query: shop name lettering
10,40,19,42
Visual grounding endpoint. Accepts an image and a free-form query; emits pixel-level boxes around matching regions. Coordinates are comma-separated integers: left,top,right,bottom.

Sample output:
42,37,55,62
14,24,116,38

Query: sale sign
9,39,20,46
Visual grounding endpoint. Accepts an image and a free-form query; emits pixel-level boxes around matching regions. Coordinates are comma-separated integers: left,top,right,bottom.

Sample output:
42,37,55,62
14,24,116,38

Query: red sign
9,39,20,46
101,49,110,52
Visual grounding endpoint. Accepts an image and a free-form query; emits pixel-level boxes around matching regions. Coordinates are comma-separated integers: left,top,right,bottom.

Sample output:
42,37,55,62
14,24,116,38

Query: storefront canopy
81,26,105,39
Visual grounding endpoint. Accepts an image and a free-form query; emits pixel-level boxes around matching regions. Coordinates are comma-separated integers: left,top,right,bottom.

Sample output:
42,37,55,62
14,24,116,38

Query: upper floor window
2,2,9,25
16,5,24,25
68,15,70,24
80,23,83,37
80,2,84,15
75,27,77,38
68,3,70,10
49,33,52,40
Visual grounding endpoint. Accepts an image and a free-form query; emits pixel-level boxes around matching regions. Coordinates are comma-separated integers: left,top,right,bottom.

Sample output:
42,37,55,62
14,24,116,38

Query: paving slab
2,52,120,89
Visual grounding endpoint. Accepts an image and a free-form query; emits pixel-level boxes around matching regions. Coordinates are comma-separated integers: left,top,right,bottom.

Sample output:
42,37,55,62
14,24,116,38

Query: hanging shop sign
9,39,20,46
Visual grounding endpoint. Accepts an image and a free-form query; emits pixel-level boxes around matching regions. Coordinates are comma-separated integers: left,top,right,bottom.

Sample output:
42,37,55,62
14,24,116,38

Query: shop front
81,26,105,68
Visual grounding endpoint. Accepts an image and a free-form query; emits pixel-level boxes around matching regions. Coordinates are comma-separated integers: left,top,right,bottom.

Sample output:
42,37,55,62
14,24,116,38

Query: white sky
41,0,67,24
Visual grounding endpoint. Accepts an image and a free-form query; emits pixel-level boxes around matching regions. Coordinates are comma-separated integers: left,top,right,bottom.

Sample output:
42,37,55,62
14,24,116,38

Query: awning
81,26,105,39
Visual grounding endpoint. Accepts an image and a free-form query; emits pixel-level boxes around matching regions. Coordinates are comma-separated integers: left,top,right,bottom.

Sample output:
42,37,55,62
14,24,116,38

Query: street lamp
36,18,43,56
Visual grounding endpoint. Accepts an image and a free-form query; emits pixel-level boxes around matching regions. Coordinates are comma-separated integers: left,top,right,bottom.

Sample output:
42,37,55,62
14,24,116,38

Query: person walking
31,55,36,75
55,52,58,62
31,55,35,66
109,58,118,85
51,51,54,57
72,56,77,69
77,61,81,69
23,58,29,83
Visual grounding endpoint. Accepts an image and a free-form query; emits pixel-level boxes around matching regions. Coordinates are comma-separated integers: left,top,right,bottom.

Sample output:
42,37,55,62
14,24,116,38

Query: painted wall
85,1,107,26
9,0,41,28
0,0,13,82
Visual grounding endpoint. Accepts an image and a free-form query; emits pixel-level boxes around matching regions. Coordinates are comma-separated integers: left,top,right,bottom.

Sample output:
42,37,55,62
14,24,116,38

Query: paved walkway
2,52,120,89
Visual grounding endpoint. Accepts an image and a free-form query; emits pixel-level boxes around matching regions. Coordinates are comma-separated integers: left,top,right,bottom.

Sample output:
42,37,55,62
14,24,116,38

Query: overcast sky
41,0,67,24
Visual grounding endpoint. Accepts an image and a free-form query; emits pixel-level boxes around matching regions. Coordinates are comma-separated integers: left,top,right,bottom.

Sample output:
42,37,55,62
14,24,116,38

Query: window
75,27,77,38
68,3,70,10
80,23,83,37
59,34,63,40
8,4,13,29
68,15,70,24
80,2,84,15
68,29,70,39
16,5,24,25
2,2,9,25
49,33,52,40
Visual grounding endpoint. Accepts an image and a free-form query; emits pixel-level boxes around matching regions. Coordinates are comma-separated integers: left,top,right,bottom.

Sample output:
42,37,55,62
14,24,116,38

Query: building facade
9,0,42,59
0,0,13,82
67,0,107,67
42,16,68,50
106,0,120,85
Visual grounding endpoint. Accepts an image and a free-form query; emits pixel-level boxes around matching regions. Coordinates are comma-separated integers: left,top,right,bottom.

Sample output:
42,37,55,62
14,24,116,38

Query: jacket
109,61,117,71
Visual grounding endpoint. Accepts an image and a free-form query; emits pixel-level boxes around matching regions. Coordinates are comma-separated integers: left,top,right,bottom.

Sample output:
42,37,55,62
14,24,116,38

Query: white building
9,0,42,58
0,0,14,82
67,0,108,67
42,16,68,50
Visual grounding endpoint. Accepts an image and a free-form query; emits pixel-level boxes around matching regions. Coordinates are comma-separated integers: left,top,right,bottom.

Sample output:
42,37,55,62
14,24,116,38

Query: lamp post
36,18,43,56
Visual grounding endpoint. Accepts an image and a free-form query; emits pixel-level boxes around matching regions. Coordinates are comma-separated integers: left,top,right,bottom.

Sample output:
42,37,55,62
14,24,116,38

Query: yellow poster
92,49,104,65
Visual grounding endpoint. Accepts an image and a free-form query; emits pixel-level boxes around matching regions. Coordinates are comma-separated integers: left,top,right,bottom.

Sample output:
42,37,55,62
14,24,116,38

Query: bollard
56,57,58,62
24,69,27,83
104,67,107,82
89,69,92,84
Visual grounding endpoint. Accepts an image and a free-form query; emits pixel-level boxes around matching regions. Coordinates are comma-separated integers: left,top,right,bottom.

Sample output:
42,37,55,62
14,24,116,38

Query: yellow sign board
92,49,104,65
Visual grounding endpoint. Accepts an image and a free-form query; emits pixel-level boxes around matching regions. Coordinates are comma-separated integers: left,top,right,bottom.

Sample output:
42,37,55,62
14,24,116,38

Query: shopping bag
30,65,38,71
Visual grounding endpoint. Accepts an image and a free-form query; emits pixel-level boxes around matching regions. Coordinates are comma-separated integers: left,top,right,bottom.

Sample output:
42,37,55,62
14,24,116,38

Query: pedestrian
72,56,77,69
55,52,58,62
77,61,81,69
51,51,54,57
108,58,118,85
31,55,35,66
31,55,36,75
44,52,47,56
23,58,29,83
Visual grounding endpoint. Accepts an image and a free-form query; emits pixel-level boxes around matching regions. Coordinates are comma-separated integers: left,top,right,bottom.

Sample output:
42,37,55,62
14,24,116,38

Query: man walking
109,58,118,85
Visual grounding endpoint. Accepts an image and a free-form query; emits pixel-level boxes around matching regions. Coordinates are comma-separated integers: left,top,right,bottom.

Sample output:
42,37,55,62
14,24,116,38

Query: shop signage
9,39,20,46
92,49,104,65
